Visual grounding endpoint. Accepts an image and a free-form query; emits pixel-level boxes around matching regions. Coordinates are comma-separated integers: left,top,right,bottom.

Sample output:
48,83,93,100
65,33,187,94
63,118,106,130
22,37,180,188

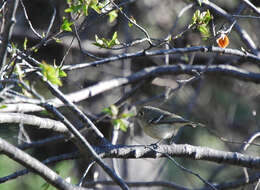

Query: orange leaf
216,34,229,48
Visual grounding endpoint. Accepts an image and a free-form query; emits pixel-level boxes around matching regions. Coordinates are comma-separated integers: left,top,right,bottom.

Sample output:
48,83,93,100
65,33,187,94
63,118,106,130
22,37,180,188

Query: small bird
136,106,203,142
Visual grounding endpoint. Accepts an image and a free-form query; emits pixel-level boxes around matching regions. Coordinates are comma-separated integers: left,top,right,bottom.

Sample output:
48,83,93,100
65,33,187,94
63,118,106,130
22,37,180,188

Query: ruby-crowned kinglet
136,106,203,141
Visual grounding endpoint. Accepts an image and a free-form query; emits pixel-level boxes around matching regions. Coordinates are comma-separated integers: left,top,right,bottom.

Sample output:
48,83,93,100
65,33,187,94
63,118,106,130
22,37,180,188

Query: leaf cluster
103,105,134,132
93,31,120,48
40,61,67,87
191,9,212,40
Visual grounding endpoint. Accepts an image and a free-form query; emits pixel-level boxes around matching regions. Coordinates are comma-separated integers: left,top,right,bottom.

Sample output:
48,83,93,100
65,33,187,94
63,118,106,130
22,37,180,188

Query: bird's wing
148,113,190,124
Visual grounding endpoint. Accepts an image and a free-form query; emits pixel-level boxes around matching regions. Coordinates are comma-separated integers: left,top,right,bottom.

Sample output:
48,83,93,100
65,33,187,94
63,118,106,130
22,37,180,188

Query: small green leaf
110,104,119,117
198,0,202,6
31,46,38,52
203,9,212,25
120,112,135,119
103,107,113,115
118,119,127,132
192,10,199,24
93,32,120,48
91,3,101,14
108,10,118,23
0,105,7,109
198,25,210,39
128,16,136,28
93,35,104,48
108,31,120,47
65,5,82,13
198,25,208,34
54,37,62,43
58,69,67,77
23,37,28,50
10,42,17,55
61,17,73,32
112,119,127,132
83,3,89,15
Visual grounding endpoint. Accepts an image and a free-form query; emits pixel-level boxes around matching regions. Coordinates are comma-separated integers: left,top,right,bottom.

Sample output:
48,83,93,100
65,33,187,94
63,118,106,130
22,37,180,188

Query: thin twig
145,146,217,190
19,0,42,39
0,0,19,72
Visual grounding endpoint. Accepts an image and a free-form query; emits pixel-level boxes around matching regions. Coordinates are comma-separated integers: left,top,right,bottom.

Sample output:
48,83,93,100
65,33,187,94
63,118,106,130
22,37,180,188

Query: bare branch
99,144,260,169
242,0,260,16
1,64,260,113
0,113,68,133
0,0,19,70
63,46,260,71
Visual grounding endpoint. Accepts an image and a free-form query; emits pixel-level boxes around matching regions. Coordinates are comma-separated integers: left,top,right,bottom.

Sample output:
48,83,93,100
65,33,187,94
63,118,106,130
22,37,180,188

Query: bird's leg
149,139,163,149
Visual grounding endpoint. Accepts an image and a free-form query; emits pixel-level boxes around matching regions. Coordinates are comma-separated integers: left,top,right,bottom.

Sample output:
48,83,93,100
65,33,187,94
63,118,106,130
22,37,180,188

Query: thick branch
0,113,68,133
62,64,260,101
99,144,260,169
1,64,260,113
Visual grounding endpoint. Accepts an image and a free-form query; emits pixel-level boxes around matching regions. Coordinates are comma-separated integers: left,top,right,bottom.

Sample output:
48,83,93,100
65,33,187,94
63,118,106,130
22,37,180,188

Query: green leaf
102,107,113,115
61,17,73,32
90,1,101,14
108,10,118,23
58,69,67,78
23,37,28,50
198,25,208,34
192,10,199,24
110,104,119,117
108,31,120,47
31,46,38,52
93,32,120,48
198,0,202,6
198,25,210,39
128,16,136,28
82,3,89,15
112,119,127,132
118,119,128,132
203,9,212,25
40,61,63,86
102,105,119,117
0,105,7,109
54,37,62,43
120,112,135,119
65,5,82,13
93,34,104,48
